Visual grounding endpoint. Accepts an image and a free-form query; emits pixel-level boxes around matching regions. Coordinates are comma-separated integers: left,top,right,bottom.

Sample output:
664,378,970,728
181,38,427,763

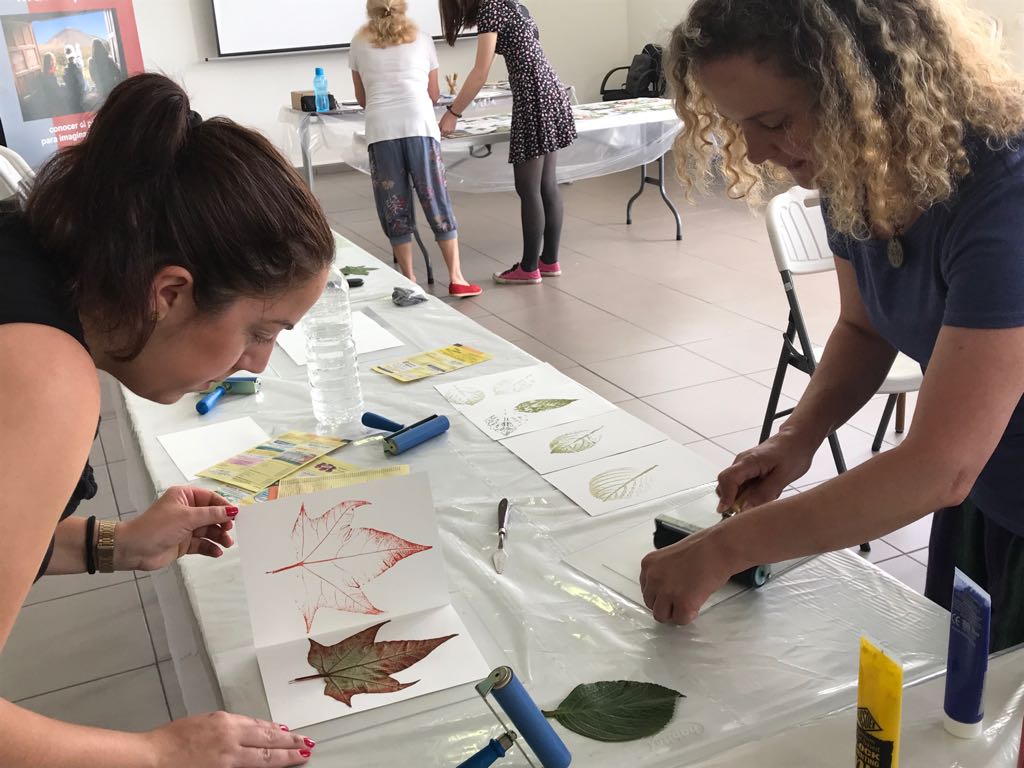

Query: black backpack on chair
601,44,666,101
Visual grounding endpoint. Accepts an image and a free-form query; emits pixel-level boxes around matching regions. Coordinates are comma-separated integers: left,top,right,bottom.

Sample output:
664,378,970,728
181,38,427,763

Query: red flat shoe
449,282,482,298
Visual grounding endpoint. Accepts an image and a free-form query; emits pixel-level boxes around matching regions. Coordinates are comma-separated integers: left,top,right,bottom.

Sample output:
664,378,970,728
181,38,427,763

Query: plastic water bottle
313,67,330,113
304,276,363,429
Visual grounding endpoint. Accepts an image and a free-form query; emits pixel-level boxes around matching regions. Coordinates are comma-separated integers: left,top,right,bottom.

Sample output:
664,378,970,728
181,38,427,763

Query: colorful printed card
196,431,347,493
372,344,492,383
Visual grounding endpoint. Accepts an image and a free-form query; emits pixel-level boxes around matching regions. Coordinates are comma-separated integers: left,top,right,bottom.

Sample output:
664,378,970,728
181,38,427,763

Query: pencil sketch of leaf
549,427,605,455
485,412,527,437
445,386,485,406
516,398,577,414
493,373,534,396
589,465,659,502
266,500,431,633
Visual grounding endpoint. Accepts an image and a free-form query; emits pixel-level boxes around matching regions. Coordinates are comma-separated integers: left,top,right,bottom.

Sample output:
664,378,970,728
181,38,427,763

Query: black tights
513,151,563,272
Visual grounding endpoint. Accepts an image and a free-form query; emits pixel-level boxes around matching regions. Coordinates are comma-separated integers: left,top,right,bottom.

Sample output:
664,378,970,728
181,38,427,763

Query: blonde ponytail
359,0,419,48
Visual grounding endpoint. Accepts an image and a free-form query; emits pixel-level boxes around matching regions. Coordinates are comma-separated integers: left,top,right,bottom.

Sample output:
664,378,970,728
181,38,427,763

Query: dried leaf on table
292,621,456,706
589,465,658,502
515,398,577,414
267,500,431,632
549,427,604,455
543,680,684,742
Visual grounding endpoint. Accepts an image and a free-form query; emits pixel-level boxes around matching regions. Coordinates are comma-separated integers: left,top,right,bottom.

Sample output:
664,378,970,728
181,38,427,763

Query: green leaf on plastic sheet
515,398,577,414
340,265,378,276
542,680,684,742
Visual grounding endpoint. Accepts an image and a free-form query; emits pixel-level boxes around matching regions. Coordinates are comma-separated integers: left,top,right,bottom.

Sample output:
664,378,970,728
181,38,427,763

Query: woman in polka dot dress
439,0,577,284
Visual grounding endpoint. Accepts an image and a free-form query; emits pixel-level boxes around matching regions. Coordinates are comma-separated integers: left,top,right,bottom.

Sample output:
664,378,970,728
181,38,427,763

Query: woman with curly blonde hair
350,0,481,297
639,0,1024,650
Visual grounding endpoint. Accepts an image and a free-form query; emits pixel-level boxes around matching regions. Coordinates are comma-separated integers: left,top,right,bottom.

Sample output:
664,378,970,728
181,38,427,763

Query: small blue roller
490,668,571,768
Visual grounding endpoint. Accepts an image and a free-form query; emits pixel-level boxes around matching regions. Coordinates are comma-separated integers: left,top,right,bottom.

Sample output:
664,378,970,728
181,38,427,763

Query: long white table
688,643,1024,767
112,233,966,767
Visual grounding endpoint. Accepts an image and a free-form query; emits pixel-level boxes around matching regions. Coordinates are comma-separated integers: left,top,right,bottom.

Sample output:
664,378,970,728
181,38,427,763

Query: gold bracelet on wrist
95,519,117,573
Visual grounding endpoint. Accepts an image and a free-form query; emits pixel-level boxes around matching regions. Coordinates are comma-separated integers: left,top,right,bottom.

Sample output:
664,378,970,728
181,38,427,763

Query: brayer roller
458,666,571,768
653,514,771,588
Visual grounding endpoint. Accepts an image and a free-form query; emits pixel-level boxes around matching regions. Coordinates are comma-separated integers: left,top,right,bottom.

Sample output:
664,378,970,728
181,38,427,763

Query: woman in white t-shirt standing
350,0,481,297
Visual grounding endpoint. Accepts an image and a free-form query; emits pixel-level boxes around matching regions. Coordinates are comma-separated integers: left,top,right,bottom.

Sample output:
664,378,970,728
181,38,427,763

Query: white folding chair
0,146,35,207
763,187,923,549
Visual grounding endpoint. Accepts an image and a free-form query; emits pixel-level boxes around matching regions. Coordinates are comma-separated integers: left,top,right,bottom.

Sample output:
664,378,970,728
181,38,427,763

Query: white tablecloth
687,643,1024,768
111,232,963,767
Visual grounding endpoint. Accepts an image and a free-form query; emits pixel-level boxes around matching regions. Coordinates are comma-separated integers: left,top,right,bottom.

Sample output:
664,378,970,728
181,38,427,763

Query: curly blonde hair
668,0,1024,238
359,0,418,48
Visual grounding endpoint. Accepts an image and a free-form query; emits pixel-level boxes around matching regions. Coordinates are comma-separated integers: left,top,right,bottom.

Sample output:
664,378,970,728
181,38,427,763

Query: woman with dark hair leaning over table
640,0,1024,652
0,73,329,767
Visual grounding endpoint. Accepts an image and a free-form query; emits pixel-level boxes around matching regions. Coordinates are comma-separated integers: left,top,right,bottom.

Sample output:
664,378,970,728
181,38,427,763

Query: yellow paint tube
855,636,903,768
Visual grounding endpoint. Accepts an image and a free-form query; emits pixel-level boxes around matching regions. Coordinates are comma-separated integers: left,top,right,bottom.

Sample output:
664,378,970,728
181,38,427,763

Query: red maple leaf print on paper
266,500,431,632
291,620,457,706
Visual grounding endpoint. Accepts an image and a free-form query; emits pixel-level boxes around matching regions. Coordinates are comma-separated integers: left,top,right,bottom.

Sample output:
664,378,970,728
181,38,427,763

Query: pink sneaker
539,262,562,276
493,263,541,285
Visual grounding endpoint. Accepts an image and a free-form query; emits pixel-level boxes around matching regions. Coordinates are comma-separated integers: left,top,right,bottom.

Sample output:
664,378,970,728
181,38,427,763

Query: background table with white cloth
108,232,973,767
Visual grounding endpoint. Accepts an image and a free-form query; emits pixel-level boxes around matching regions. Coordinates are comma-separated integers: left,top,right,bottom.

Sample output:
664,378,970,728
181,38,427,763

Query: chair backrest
765,186,836,276
0,146,35,207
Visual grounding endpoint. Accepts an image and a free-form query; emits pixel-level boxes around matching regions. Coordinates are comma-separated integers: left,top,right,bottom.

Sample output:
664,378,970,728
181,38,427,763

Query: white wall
626,0,1024,70
133,0,629,162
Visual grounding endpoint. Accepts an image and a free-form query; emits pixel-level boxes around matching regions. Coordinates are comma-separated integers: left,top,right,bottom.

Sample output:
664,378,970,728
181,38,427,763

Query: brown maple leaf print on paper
266,500,431,633
292,620,457,706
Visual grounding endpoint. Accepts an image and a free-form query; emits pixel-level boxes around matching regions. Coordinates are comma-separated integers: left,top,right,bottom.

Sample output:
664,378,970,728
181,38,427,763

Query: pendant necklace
887,223,905,269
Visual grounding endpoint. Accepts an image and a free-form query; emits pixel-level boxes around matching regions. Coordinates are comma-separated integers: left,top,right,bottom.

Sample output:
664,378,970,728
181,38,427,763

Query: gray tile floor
3,164,930,731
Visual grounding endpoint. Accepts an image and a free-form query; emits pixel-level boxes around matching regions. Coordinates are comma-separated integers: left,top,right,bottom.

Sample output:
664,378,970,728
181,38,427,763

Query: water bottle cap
315,67,324,76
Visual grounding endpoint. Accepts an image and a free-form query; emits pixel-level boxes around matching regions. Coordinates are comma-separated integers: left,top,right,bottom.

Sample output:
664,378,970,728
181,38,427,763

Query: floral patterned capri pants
367,136,458,246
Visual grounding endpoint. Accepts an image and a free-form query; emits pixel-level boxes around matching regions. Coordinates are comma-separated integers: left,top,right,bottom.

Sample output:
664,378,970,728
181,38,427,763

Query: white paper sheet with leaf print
435,363,616,440
544,440,720,516
233,473,490,729
234,473,452,647
499,409,668,475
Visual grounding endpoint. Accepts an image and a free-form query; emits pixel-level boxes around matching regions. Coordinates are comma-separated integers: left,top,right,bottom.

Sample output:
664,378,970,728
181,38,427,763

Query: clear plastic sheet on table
119,246,952,767
686,643,1024,768
280,102,681,193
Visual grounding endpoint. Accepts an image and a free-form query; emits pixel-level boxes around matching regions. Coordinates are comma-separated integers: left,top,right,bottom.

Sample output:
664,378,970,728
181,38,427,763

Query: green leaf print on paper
515,399,577,414
485,412,527,437
445,386,486,406
589,466,658,502
549,427,605,455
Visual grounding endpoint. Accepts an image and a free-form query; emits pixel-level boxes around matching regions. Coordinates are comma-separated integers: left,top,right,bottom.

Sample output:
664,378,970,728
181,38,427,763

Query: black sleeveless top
0,213,98,580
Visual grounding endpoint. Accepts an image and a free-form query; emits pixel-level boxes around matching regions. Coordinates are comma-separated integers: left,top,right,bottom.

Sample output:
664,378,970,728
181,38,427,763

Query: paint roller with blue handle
196,376,261,415
457,666,571,768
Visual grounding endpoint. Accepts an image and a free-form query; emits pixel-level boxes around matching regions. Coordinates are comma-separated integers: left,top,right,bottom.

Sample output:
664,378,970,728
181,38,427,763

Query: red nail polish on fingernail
279,724,290,732
300,749,312,758
303,738,316,748
226,506,239,518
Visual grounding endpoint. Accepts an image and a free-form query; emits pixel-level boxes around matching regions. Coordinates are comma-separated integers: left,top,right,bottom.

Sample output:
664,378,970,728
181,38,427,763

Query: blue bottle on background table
313,66,330,113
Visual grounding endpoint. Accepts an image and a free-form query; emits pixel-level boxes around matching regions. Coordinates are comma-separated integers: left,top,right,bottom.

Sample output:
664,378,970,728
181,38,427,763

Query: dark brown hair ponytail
25,72,334,360
439,0,480,46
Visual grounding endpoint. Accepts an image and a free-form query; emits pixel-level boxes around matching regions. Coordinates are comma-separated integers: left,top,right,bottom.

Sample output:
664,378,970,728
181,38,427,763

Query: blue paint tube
943,568,991,739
